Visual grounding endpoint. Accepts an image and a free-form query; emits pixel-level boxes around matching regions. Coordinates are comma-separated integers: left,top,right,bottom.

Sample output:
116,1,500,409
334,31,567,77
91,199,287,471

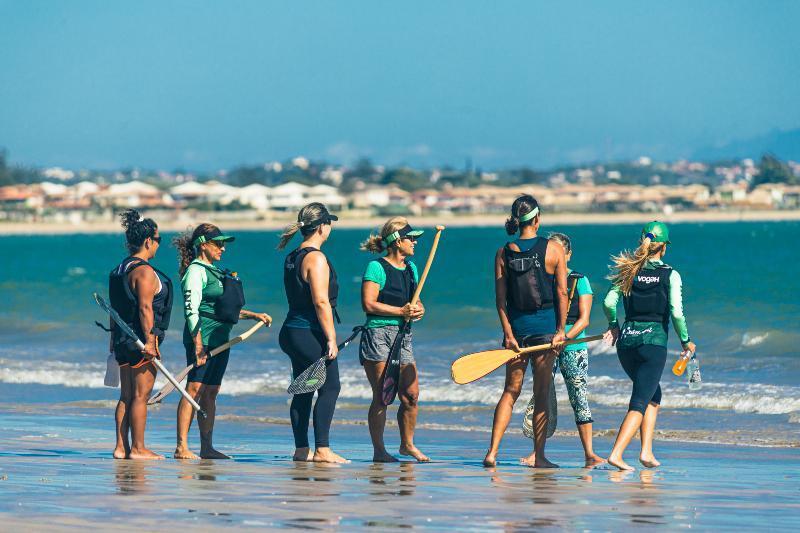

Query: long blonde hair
277,202,328,250
607,235,666,296
360,216,409,253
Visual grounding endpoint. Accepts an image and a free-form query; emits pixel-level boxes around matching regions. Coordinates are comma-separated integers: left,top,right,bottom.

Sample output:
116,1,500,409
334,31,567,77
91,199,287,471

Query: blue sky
1,0,798,170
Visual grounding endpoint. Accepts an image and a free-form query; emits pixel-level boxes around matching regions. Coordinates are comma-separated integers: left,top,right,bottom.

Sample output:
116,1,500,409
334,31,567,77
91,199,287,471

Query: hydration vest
376,258,417,308
108,257,173,350
198,264,246,324
566,271,586,325
623,264,671,323
504,237,554,313
284,247,340,323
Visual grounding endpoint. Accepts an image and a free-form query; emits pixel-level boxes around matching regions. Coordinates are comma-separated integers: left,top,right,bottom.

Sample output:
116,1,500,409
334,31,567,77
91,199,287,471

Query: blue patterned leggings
557,348,593,425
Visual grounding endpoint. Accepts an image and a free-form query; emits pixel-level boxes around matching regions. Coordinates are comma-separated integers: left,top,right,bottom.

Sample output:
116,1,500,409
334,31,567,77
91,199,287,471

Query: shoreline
2,209,800,235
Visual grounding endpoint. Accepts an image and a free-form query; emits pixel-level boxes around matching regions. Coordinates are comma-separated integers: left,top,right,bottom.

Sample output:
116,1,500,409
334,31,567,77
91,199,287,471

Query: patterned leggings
557,348,593,425
526,349,593,426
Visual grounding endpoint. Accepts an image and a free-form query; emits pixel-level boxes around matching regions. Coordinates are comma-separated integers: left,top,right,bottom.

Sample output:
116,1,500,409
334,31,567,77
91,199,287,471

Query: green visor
384,224,424,245
193,227,235,247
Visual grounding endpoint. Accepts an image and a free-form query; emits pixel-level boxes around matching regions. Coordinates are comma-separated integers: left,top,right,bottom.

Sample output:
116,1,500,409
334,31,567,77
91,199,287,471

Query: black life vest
198,264,246,324
108,256,173,350
504,237,554,313
284,247,340,323
376,258,417,307
566,271,586,325
623,264,672,323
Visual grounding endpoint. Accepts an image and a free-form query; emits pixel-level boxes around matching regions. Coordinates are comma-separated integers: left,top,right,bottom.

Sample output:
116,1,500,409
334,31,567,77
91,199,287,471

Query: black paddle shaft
380,321,410,406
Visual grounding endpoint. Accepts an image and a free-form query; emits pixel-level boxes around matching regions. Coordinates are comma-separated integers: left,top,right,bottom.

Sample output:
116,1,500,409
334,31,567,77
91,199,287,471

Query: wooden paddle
379,225,445,406
451,334,604,385
147,320,267,404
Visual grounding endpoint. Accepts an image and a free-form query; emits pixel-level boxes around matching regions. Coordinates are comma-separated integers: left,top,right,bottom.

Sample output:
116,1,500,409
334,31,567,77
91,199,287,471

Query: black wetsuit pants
617,344,667,415
279,325,341,448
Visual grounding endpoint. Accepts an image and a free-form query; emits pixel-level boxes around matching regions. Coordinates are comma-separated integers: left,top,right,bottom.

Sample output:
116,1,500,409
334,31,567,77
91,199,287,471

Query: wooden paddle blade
450,348,517,384
148,364,193,404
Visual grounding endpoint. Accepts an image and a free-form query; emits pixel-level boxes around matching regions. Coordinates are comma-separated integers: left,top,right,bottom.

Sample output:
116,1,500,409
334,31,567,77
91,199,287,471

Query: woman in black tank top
276,203,348,464
109,209,168,460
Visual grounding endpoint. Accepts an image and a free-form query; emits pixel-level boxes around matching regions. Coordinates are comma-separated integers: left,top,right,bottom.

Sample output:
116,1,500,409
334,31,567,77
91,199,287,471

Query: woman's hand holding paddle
604,326,620,347
325,339,339,360
241,309,272,326
401,302,424,322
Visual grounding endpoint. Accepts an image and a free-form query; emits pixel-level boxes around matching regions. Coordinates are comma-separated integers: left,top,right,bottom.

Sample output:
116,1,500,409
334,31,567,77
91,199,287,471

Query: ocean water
2,221,799,447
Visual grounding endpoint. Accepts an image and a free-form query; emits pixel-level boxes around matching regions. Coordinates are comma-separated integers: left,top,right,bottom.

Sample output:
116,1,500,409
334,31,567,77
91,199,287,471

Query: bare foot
200,447,231,459
533,456,559,468
313,448,349,464
584,454,607,467
293,447,313,462
399,444,430,463
519,452,536,466
639,454,661,468
128,447,164,460
483,452,497,467
113,446,128,459
373,450,399,463
608,454,635,471
174,447,200,460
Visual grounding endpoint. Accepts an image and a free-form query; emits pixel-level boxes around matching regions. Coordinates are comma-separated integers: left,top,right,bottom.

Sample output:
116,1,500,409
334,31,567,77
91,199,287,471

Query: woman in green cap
603,221,696,471
173,223,272,459
359,216,427,462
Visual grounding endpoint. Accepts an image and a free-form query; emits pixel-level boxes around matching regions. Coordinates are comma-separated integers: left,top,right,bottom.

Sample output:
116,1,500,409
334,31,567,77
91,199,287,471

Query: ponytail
607,235,666,296
119,209,157,253
276,202,330,250
505,194,539,235
277,221,302,251
360,216,409,253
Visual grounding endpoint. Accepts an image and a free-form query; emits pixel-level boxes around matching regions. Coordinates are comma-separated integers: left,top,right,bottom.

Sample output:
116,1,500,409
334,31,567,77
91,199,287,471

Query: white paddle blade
148,364,193,404
287,358,327,395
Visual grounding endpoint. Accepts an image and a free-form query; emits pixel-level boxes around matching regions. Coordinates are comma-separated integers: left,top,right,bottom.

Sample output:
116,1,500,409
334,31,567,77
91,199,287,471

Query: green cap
641,221,670,244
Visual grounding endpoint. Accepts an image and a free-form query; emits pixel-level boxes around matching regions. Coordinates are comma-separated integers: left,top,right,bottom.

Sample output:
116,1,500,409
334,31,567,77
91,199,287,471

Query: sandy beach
2,209,800,235
2,401,799,531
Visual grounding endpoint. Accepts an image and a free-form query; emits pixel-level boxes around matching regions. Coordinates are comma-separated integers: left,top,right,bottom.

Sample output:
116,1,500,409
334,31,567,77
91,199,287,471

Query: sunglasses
402,235,418,243
151,235,162,244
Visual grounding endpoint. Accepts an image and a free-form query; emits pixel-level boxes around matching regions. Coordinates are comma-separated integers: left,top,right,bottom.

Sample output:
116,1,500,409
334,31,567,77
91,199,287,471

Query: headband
519,206,540,222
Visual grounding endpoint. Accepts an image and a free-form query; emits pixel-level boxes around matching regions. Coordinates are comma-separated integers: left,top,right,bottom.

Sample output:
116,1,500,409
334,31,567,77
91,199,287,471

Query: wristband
681,337,692,345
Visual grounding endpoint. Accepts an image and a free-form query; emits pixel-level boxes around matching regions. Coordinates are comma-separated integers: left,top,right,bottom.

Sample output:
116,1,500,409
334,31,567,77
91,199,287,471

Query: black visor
301,210,339,234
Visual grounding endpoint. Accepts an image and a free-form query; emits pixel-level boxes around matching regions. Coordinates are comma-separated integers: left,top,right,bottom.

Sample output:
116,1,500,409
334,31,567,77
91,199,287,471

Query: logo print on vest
637,275,660,284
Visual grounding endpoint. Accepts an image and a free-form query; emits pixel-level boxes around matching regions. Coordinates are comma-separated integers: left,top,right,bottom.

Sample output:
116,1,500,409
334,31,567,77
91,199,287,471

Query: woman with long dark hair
173,224,271,459
109,209,172,460
277,202,347,463
603,221,696,470
483,195,568,468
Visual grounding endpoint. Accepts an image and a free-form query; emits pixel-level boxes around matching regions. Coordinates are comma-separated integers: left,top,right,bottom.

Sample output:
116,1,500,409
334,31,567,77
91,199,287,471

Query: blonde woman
277,203,348,464
359,217,428,462
603,221,696,471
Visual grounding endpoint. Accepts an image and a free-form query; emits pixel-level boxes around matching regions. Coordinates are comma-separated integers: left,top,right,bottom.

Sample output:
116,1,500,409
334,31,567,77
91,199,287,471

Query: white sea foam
741,332,769,347
4,358,800,418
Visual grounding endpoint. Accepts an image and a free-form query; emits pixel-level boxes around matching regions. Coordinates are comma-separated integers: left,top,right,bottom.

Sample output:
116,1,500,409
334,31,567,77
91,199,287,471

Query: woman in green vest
173,223,271,459
603,221,696,470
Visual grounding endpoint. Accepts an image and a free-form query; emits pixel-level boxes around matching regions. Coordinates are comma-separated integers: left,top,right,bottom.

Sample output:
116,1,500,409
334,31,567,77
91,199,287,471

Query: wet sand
1,406,798,530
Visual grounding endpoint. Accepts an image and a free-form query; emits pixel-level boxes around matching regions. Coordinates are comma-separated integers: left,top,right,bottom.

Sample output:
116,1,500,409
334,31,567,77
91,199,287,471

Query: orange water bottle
672,350,691,376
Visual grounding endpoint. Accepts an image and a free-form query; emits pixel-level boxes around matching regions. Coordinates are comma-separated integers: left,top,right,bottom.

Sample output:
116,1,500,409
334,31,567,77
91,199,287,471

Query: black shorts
114,336,164,368
185,344,230,386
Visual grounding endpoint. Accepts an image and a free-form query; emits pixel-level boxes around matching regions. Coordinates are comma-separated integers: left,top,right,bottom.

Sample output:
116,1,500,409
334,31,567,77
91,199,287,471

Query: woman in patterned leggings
522,233,606,467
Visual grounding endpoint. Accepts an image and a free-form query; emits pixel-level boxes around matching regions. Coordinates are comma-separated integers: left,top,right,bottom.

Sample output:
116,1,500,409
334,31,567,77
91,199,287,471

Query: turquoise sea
1,221,799,447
